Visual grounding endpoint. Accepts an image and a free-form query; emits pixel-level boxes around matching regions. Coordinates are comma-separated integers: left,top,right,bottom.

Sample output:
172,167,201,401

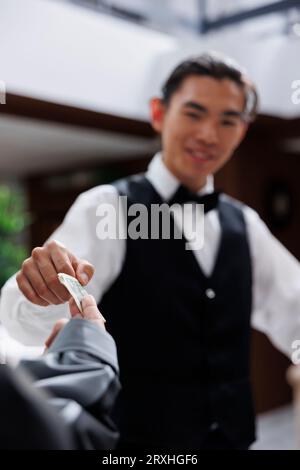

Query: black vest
99,174,255,449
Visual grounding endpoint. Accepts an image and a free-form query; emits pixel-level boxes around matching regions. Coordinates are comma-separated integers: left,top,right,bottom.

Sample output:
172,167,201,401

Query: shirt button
205,288,216,299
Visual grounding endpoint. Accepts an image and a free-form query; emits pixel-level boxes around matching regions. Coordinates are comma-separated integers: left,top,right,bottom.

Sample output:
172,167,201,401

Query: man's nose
195,121,218,146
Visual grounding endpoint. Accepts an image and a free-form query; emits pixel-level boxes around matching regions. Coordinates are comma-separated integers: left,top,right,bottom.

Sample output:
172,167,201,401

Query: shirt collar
146,152,214,201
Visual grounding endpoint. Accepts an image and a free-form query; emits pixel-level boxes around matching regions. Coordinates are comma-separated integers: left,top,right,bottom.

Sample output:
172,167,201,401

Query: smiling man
2,53,300,450
153,73,250,191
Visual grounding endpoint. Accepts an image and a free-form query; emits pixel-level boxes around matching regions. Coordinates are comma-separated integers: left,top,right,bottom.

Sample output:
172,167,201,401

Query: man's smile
184,146,215,164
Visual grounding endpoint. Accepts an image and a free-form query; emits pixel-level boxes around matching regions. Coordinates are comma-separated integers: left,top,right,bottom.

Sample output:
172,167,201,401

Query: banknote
58,272,88,314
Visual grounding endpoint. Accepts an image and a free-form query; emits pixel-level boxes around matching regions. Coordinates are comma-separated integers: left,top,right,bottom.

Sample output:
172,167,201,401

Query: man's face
150,75,249,191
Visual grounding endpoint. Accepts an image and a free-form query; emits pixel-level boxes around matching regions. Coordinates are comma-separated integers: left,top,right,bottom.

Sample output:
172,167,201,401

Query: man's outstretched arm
0,186,125,345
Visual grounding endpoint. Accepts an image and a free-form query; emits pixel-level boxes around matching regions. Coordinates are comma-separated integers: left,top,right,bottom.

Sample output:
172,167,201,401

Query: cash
58,273,88,314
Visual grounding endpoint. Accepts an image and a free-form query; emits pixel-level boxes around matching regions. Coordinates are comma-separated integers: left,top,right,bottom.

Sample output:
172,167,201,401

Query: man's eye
222,120,236,127
185,112,201,119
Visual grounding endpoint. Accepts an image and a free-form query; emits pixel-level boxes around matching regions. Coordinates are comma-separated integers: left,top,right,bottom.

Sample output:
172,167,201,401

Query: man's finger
33,251,71,302
23,256,62,305
49,244,76,278
76,261,95,286
81,295,106,326
68,295,106,329
16,272,49,306
69,297,82,317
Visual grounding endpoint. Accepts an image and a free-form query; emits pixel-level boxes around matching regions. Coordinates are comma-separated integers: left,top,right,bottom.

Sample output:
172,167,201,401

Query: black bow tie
168,185,220,213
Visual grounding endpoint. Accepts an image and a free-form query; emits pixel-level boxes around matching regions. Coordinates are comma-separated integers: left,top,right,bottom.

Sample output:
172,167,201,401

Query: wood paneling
2,93,155,137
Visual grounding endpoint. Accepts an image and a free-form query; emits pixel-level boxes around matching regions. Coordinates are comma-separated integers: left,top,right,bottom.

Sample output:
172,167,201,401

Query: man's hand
44,294,106,349
16,240,94,306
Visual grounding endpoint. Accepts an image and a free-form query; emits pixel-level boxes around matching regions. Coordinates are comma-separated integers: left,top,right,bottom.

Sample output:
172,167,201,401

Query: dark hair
161,52,258,122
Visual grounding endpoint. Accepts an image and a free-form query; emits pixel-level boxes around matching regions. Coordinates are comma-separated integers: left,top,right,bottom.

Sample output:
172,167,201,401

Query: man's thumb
76,261,95,286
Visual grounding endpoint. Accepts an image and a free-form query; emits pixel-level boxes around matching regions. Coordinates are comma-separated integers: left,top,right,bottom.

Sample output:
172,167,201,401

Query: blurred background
1,0,300,449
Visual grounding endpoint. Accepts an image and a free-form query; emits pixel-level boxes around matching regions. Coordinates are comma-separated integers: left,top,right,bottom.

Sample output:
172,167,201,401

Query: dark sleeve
18,319,121,450
0,365,74,450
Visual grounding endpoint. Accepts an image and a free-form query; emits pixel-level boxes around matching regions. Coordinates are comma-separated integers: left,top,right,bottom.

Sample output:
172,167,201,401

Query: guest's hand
44,295,106,349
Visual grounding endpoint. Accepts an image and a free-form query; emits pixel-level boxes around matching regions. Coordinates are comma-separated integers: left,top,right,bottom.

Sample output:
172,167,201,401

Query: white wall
0,0,299,120
0,0,176,120
145,33,300,119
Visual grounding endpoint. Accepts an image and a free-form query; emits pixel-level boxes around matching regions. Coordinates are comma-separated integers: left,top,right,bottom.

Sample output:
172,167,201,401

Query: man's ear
150,97,165,133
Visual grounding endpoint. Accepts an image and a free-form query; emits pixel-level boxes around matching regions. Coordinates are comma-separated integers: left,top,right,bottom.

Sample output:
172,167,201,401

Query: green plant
0,186,29,288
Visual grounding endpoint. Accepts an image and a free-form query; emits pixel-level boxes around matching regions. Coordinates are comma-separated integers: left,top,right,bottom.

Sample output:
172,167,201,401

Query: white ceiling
0,114,158,178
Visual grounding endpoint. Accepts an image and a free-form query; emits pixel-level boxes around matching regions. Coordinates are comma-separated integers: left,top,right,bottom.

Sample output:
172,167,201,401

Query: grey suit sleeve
18,319,121,449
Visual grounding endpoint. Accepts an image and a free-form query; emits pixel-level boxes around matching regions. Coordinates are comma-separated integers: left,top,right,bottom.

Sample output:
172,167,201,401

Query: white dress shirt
1,152,300,359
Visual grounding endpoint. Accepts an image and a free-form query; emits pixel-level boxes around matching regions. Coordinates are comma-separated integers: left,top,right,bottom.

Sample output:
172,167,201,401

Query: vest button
210,422,219,431
205,288,216,299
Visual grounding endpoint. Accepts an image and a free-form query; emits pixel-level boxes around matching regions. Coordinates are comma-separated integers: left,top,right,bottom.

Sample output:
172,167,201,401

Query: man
0,295,120,449
1,52,300,449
